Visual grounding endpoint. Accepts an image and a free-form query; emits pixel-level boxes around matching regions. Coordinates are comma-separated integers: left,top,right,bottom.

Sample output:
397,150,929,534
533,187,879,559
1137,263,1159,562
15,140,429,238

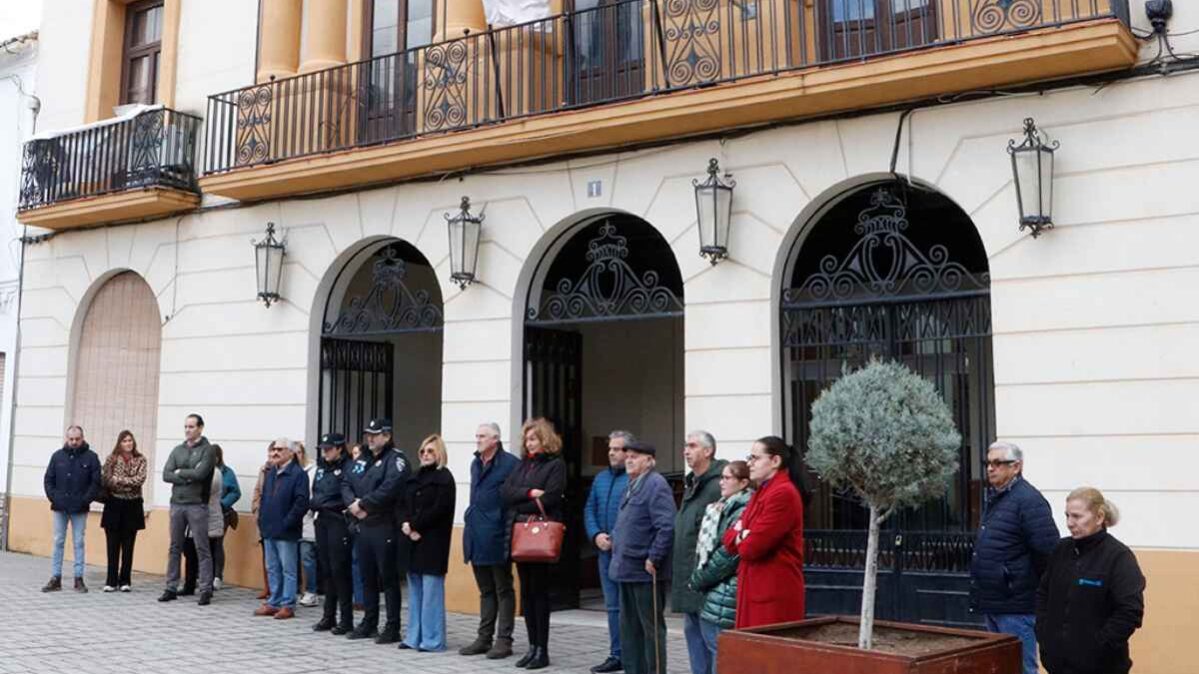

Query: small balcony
201,0,1135,201
18,107,202,230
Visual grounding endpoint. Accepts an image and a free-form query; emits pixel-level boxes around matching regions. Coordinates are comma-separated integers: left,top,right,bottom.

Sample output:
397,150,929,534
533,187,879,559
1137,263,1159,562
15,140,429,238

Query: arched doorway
317,239,443,455
68,272,163,494
779,183,994,626
523,213,685,609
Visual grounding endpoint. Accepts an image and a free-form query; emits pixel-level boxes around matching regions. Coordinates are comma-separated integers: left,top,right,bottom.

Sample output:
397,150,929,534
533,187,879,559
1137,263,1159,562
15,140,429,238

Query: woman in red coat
723,436,806,628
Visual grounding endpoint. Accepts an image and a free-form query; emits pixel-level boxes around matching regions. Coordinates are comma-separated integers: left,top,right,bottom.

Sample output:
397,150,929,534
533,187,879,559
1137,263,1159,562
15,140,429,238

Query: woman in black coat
501,418,567,670
1036,487,1145,674
398,434,456,652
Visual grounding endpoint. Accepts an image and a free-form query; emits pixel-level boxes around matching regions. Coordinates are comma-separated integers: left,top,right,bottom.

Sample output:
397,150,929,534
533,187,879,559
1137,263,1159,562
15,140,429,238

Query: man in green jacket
159,413,216,606
671,430,726,674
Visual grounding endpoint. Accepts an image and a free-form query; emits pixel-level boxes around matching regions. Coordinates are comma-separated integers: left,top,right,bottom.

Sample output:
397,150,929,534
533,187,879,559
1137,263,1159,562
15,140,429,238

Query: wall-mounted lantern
446,196,483,289
693,158,735,264
252,222,285,307
1007,117,1058,238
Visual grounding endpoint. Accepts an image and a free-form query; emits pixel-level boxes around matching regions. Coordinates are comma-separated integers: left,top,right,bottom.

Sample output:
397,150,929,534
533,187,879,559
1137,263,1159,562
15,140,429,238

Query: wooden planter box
717,616,1021,674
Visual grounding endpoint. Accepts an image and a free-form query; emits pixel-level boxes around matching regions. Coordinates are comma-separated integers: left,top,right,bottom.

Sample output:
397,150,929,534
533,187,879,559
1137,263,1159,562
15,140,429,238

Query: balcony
201,0,1135,201
18,107,202,230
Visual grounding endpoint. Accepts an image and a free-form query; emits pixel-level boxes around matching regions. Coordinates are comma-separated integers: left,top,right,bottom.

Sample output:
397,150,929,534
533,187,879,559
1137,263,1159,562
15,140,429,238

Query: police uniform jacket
312,453,350,515
341,444,409,527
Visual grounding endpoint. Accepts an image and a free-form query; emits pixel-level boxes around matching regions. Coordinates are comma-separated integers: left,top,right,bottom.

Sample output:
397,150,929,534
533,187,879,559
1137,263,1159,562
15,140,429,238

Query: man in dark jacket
671,430,727,674
159,414,217,606
312,433,354,635
969,441,1060,674
584,430,633,673
342,418,408,643
611,441,675,674
254,437,310,620
42,425,101,593
460,422,520,660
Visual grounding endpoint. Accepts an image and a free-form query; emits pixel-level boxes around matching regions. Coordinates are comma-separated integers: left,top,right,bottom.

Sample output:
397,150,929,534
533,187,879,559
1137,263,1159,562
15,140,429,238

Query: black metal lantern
1007,117,1059,238
252,222,286,307
446,196,483,289
693,158,735,265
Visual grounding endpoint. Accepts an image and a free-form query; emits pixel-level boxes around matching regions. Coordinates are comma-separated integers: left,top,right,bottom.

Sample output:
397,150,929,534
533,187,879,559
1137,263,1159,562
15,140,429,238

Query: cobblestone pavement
0,551,689,674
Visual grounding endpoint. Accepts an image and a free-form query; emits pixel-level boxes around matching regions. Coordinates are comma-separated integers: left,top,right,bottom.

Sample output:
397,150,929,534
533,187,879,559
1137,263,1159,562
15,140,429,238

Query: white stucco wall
13,65,1199,551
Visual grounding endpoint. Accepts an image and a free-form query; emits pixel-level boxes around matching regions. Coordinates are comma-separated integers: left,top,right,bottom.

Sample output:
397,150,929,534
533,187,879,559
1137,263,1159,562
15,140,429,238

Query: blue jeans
683,612,711,674
698,619,722,674
985,613,1037,674
51,511,88,579
300,540,317,594
351,543,364,604
264,538,299,609
597,551,623,660
404,573,447,651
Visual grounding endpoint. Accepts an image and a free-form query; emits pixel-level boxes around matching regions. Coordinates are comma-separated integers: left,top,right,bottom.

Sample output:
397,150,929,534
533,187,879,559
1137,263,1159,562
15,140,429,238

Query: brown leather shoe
274,607,295,620
254,604,279,617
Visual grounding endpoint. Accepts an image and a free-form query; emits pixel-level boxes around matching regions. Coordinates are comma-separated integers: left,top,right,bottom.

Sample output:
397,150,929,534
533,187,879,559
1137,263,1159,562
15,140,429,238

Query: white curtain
482,0,552,26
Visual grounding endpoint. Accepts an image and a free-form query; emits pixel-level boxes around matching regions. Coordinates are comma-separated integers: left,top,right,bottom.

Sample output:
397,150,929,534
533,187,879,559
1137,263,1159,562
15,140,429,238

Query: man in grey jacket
159,413,216,606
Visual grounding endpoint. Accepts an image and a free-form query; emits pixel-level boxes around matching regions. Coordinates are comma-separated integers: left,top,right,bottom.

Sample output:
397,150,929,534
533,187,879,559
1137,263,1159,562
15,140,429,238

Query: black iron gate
781,186,994,627
319,338,395,446
523,326,584,610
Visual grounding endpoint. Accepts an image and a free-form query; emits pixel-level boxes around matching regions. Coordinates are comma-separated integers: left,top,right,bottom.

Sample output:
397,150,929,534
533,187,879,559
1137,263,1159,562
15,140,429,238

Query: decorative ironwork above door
527,220,684,324
323,245,443,335
784,188,989,308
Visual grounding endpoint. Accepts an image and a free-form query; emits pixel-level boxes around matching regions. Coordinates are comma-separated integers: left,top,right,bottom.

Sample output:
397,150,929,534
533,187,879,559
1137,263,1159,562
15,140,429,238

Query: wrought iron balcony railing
19,107,202,211
205,0,1129,174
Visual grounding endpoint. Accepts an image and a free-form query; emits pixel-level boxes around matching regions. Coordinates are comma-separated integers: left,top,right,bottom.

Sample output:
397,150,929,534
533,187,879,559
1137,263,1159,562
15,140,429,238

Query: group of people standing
40,416,1147,674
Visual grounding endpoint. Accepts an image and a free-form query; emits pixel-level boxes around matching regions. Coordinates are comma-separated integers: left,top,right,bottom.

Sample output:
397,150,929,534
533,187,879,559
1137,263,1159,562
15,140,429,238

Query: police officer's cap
318,432,346,449
364,418,392,435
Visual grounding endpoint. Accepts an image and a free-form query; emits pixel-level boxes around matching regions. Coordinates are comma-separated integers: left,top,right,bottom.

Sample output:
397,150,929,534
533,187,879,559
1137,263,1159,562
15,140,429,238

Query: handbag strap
534,496,548,520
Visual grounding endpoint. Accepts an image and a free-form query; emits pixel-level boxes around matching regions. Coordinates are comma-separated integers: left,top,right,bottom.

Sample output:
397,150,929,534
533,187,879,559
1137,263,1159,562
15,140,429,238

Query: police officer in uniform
343,419,409,644
311,432,355,635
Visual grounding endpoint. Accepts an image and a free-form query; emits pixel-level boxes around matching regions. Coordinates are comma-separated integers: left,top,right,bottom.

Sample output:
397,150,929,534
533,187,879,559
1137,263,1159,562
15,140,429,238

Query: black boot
313,616,336,632
375,624,400,645
347,624,378,640
514,648,536,668
197,591,212,606
41,576,62,592
331,621,353,636
526,646,550,670
157,589,178,602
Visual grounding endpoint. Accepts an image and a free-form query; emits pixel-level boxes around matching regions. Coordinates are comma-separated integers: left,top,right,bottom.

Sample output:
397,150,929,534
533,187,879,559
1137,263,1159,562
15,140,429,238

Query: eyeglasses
269,447,287,453
746,453,767,463
419,449,436,455
719,475,742,481
985,459,1018,468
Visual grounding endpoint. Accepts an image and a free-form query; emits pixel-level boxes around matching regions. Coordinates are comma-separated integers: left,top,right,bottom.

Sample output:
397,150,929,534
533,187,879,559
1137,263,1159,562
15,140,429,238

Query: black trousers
183,535,224,591
316,514,354,627
104,528,137,587
356,523,401,630
472,563,516,644
619,581,668,674
517,562,553,649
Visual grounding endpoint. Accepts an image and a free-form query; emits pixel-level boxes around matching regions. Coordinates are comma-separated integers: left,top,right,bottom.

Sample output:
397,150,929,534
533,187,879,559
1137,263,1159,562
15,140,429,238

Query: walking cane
651,564,662,674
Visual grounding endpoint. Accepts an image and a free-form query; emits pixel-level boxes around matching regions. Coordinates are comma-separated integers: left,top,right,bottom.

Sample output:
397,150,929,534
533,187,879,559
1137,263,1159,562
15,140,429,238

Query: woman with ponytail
721,436,806,628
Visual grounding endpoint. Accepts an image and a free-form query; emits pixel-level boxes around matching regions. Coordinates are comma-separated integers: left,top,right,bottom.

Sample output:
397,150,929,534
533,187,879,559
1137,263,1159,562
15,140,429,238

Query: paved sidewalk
0,551,688,674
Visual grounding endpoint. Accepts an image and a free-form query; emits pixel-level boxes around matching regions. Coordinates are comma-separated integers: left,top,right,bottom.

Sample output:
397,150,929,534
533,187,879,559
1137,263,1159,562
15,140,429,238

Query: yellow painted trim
158,0,182,108
347,0,365,63
84,0,183,122
16,188,199,230
201,20,1137,202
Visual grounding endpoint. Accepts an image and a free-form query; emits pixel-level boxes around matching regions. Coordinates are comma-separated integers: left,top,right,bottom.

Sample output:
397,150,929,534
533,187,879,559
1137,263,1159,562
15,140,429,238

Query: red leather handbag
510,498,565,563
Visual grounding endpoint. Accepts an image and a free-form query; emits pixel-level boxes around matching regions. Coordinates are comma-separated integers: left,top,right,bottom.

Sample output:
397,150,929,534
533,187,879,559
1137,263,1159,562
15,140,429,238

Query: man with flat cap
342,419,409,644
311,432,355,635
610,441,676,674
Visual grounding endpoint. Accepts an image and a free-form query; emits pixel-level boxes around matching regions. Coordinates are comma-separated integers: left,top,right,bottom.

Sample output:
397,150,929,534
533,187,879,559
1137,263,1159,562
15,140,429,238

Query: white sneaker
212,578,223,591
102,585,116,593
298,592,318,607
119,585,132,592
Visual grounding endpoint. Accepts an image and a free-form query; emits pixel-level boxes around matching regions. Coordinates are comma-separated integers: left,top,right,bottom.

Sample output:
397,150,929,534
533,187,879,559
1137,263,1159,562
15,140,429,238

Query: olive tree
807,359,961,649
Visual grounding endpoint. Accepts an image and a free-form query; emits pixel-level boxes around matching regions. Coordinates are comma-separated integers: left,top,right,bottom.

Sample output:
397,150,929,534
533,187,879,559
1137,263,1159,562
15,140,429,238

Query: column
257,0,302,82
439,0,486,42
300,0,349,73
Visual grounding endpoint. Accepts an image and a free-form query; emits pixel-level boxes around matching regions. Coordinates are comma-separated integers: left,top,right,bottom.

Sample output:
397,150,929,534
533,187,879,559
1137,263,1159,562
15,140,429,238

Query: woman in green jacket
688,460,752,674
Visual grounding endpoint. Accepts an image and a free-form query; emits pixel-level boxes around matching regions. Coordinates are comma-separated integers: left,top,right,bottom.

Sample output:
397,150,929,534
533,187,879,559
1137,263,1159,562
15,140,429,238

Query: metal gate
319,338,395,446
781,186,994,627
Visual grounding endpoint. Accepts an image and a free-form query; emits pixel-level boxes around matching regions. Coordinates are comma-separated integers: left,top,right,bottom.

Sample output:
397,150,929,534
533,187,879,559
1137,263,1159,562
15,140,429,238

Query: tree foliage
807,358,962,520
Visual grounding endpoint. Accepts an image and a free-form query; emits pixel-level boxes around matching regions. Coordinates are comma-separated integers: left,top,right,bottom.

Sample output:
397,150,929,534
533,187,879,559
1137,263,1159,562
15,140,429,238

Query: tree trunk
858,504,881,650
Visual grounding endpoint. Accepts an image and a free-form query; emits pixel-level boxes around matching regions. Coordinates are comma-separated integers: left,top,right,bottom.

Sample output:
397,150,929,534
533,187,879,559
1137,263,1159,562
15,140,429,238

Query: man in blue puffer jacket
584,430,633,674
969,441,1060,674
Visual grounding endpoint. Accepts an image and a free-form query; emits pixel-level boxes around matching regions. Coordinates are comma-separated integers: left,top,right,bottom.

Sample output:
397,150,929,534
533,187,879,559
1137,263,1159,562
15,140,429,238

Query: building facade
7,1,1198,671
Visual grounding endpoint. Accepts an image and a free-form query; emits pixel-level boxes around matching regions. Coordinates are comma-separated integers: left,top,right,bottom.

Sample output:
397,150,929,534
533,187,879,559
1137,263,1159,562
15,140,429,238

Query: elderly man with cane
610,441,675,674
